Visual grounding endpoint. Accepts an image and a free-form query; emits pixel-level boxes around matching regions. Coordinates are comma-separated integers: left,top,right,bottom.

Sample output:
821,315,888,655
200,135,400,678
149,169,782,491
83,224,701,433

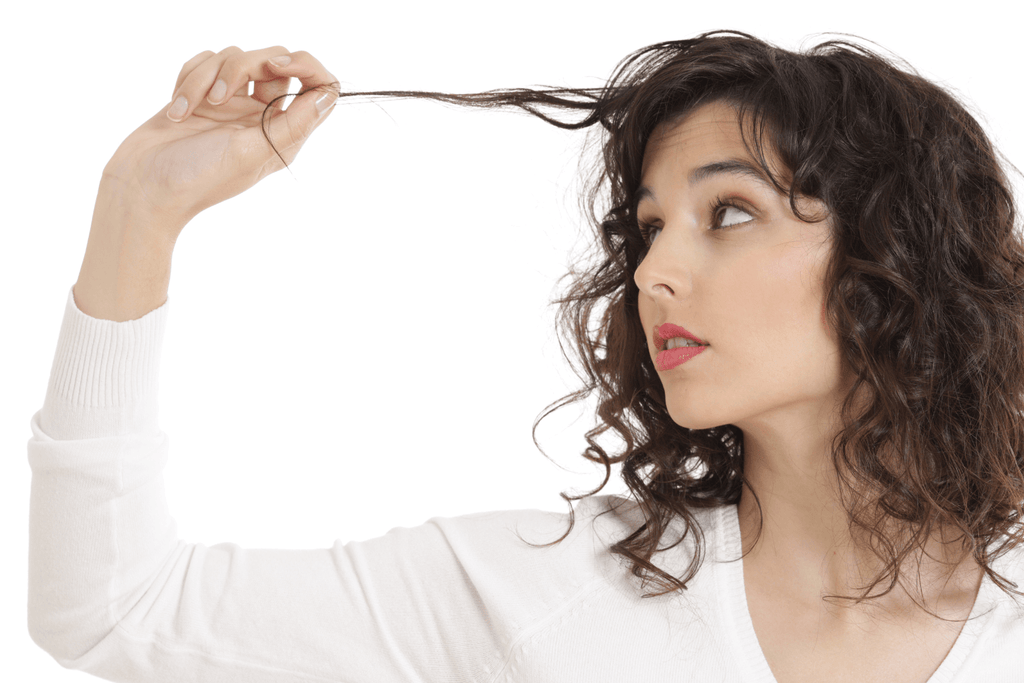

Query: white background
4,0,1022,679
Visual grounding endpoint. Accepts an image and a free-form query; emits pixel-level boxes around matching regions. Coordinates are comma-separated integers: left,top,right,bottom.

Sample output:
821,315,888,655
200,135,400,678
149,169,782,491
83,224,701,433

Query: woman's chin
664,401,724,431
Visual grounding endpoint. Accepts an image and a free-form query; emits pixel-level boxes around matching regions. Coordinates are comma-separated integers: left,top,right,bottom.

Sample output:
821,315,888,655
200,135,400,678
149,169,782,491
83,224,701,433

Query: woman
27,30,1024,682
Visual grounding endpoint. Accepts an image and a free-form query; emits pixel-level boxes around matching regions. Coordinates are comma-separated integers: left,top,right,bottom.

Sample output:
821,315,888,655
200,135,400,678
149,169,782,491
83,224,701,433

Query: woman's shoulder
395,494,731,604
413,493,718,565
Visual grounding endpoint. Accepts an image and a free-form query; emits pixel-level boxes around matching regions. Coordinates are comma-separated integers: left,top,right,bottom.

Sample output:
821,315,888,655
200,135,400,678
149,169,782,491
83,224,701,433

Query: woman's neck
736,479,984,621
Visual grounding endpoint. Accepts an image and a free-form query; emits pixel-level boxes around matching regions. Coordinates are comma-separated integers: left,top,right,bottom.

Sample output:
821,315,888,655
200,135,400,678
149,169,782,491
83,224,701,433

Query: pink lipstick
654,323,709,371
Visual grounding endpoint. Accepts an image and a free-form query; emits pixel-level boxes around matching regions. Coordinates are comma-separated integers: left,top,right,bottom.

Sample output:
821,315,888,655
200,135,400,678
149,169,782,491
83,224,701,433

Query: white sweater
27,285,1024,682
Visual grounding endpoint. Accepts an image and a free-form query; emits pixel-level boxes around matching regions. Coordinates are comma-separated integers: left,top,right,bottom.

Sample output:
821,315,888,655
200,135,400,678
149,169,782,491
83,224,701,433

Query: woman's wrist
73,183,181,322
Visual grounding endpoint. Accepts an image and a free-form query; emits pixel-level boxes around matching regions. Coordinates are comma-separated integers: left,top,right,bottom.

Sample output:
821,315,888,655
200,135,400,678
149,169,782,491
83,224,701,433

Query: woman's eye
641,202,754,243
720,205,753,228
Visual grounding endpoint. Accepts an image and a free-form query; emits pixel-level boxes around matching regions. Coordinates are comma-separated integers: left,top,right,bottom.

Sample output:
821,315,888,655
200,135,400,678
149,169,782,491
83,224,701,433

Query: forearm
29,267,179,663
74,179,181,322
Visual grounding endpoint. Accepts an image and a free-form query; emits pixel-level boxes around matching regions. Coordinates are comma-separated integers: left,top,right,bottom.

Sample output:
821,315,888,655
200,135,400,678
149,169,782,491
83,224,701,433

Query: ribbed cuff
39,285,170,441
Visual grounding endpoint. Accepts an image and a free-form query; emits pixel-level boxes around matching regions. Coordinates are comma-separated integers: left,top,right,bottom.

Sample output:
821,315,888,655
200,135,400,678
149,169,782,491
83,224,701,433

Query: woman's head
262,30,1024,612
535,31,1024,613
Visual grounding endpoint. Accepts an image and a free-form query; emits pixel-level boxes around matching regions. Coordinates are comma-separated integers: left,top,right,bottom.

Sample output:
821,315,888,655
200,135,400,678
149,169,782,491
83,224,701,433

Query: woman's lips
655,344,708,371
652,322,709,370
654,322,707,350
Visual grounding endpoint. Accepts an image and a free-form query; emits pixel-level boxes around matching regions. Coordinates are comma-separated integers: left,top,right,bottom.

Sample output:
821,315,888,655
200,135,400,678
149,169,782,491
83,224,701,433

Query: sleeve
27,285,605,683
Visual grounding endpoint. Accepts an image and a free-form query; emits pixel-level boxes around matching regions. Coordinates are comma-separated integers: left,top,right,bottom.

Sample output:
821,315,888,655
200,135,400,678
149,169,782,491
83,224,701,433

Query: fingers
171,49,217,99
167,45,291,123
260,51,340,151
265,50,339,97
162,44,340,174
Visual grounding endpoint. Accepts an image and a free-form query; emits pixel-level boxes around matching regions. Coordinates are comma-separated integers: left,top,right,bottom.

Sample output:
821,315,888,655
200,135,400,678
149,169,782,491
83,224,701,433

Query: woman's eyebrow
635,157,774,206
689,158,773,188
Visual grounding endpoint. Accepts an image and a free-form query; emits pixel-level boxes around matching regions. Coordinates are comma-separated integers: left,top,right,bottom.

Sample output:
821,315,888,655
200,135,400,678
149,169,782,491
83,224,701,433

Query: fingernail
168,95,188,122
316,91,337,116
209,79,227,104
269,55,291,67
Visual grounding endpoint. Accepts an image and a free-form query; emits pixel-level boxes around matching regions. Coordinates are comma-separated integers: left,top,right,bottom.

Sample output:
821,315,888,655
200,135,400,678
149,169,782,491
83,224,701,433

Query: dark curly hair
262,30,1024,618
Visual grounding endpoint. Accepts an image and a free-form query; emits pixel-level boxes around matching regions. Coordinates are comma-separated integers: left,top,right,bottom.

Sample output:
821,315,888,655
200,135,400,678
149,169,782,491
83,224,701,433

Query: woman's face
635,100,846,434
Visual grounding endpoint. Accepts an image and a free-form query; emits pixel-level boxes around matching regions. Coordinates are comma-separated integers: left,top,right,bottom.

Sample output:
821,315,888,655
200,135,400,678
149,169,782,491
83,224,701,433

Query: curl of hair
259,30,1024,618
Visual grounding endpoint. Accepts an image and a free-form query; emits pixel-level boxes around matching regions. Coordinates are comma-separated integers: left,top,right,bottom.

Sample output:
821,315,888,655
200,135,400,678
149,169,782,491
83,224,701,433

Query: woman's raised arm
28,46,610,683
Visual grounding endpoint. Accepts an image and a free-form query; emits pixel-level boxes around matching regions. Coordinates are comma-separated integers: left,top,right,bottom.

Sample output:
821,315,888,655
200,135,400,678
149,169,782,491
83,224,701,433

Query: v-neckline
713,503,1000,682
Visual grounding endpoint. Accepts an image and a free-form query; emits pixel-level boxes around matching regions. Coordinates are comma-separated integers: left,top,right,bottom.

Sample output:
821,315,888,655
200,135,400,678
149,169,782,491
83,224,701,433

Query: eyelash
637,195,752,243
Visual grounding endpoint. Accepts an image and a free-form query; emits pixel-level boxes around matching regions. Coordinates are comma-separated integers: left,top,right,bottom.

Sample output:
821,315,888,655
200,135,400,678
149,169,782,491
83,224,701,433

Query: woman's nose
634,235,685,300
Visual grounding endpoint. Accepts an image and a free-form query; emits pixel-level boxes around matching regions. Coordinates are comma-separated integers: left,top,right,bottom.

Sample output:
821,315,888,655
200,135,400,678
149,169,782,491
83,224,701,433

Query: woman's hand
101,45,339,237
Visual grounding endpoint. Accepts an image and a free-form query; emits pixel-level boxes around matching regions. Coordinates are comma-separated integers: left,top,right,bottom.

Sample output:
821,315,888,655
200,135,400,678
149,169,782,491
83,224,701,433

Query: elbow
27,599,113,666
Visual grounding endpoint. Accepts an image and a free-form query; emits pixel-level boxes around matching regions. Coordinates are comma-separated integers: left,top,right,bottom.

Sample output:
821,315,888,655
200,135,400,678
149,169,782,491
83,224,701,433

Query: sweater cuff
38,285,170,441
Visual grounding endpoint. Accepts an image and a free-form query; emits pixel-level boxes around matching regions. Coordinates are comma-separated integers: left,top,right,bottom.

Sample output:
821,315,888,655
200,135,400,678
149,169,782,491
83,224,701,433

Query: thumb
265,85,339,155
